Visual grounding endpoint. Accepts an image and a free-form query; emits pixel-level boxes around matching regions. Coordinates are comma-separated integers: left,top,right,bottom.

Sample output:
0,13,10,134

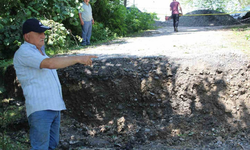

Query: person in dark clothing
170,0,183,32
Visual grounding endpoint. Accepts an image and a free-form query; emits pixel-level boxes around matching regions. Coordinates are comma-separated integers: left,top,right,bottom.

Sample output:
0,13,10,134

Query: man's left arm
178,3,183,13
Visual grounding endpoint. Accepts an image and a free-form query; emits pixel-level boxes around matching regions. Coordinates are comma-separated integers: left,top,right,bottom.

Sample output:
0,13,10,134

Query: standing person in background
14,18,97,150
79,0,95,46
170,0,183,32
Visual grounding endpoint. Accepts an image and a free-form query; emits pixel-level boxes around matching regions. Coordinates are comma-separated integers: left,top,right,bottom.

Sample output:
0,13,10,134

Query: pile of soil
180,10,241,26
155,9,241,27
56,55,250,150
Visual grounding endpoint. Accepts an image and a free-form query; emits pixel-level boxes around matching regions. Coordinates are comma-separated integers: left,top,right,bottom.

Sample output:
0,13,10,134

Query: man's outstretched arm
40,55,98,69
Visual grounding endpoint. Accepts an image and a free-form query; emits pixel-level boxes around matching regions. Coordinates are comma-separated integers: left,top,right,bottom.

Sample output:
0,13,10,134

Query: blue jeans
81,21,92,45
28,110,61,150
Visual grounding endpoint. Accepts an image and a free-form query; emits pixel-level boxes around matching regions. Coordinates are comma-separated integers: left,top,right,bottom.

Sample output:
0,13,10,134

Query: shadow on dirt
56,57,250,148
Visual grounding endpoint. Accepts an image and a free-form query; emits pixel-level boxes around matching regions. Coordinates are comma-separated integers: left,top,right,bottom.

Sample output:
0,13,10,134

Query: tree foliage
93,0,157,36
0,0,81,59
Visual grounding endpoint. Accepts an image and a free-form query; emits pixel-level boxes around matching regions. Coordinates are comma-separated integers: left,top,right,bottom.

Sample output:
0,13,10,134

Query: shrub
125,7,158,34
91,22,114,43
0,17,23,59
41,20,71,54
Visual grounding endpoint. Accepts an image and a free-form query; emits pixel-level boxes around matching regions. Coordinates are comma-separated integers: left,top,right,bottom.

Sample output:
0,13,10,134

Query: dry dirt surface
54,22,250,150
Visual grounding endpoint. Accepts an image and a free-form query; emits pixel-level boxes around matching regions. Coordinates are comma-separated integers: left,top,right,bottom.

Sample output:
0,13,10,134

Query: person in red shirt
170,0,183,32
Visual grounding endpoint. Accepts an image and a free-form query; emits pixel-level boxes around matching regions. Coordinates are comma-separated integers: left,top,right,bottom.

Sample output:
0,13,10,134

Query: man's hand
77,55,98,66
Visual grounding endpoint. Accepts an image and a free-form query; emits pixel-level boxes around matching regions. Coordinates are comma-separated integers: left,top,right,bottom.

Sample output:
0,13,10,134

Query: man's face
25,32,45,50
84,0,90,3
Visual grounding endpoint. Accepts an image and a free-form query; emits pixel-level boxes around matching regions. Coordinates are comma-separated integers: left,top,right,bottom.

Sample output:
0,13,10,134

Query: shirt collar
24,41,37,49
23,41,46,55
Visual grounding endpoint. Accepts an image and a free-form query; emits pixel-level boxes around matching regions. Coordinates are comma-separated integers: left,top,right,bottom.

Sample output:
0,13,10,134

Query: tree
124,0,127,7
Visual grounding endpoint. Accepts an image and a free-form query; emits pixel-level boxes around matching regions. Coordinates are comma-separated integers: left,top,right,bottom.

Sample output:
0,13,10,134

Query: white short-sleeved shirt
13,41,66,117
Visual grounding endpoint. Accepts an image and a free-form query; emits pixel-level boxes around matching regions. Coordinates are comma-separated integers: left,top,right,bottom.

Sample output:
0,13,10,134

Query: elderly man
170,0,183,32
13,18,97,150
79,0,94,46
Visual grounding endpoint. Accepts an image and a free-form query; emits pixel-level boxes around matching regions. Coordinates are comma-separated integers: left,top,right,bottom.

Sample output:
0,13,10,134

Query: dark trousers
172,14,179,28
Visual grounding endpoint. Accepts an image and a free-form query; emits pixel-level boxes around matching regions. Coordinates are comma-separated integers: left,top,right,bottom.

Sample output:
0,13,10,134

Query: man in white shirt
14,18,97,150
79,0,95,46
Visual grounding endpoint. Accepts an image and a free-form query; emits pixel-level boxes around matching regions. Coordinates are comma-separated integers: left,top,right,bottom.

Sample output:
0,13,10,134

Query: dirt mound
179,10,240,26
57,57,250,127
56,57,250,149
4,56,250,149
156,9,241,27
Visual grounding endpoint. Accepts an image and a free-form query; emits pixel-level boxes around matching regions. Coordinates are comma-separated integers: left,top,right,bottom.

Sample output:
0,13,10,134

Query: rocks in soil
56,57,250,129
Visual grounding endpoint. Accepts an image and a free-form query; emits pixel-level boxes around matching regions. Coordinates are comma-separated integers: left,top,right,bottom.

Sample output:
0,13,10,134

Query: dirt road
69,25,249,70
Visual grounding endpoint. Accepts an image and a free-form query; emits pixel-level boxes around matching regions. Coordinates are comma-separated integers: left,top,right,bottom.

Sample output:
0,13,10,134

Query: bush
91,22,114,43
93,1,157,36
41,20,71,54
93,0,128,36
0,17,23,59
125,7,158,34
